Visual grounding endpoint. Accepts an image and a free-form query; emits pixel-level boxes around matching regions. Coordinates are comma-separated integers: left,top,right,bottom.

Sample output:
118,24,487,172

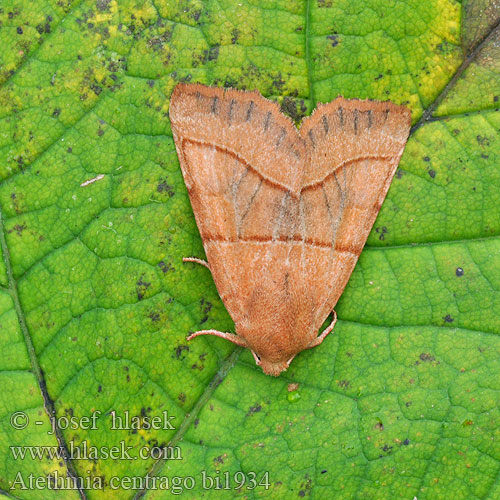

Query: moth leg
251,350,262,366
307,310,337,348
182,257,210,270
286,354,296,367
187,329,249,347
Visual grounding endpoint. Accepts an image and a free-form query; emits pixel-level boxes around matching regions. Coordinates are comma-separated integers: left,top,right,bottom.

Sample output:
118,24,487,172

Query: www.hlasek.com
10,441,182,461
10,471,271,493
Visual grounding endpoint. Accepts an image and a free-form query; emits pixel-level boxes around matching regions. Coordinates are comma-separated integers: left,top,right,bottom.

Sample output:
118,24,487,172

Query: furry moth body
170,83,411,376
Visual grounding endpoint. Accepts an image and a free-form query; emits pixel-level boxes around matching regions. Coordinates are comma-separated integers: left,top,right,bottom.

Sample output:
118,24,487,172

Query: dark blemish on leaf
337,380,350,388
178,393,186,404
8,223,27,236
419,352,436,362
443,314,454,323
374,421,384,431
136,275,152,300
158,261,174,273
97,128,104,136
200,298,212,324
147,80,154,88
194,418,199,428
179,73,193,83
272,73,285,91
148,311,160,322
374,73,383,80
223,77,238,88
205,44,219,62
97,0,111,12
17,27,23,34
396,168,404,179
280,97,307,122
246,404,262,416
52,108,61,117
375,226,388,240
295,26,303,32
174,344,189,359
214,455,225,464
456,267,464,277
321,470,327,474
346,351,352,357
299,477,312,496
67,147,72,153
326,34,339,47
98,385,102,392
403,438,410,445
405,401,412,407
317,0,333,8
231,28,240,44
157,179,175,197
423,156,430,162
192,9,202,22
428,169,436,178
476,135,490,146
481,153,489,159
382,445,393,453
140,407,152,417
91,84,102,95
199,352,207,361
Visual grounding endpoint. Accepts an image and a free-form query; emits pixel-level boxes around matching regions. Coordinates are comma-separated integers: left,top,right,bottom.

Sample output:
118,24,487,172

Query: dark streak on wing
264,111,272,131
308,129,316,148
322,114,329,134
246,100,255,121
338,107,344,127
228,99,236,124
239,178,263,228
276,127,286,148
211,96,218,114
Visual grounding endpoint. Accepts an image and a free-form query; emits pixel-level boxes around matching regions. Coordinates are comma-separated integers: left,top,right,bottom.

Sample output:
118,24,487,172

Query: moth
170,83,411,376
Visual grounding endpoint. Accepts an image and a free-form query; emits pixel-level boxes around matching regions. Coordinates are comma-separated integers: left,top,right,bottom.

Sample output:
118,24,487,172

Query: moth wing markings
170,84,307,328
299,99,411,325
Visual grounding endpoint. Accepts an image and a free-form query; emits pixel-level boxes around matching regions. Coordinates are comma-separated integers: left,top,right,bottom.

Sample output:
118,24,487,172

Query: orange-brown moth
170,83,411,376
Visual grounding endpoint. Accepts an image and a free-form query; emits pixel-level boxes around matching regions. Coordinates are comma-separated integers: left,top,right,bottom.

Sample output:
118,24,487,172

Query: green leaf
0,1,498,499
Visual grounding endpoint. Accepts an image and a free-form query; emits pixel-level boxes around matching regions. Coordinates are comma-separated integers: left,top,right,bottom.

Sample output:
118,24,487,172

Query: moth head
258,358,290,377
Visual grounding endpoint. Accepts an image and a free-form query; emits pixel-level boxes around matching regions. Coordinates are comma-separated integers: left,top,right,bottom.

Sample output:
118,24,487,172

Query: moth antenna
251,350,262,366
307,310,337,348
182,257,210,270
187,329,249,347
